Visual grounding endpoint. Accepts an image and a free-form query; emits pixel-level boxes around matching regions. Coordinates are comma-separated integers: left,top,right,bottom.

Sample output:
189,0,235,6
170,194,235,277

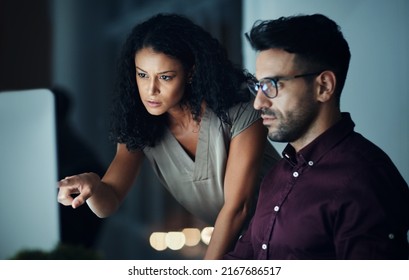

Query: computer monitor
0,88,60,259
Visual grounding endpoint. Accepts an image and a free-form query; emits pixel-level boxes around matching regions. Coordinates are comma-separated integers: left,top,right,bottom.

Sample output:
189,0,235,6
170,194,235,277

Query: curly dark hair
109,13,250,150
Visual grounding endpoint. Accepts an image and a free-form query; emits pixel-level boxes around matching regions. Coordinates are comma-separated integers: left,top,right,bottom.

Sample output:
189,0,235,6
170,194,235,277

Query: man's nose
253,89,271,111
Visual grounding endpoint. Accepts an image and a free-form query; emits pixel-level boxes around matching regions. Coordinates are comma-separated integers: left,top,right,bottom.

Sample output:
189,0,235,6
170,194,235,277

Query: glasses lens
260,80,277,98
247,77,278,98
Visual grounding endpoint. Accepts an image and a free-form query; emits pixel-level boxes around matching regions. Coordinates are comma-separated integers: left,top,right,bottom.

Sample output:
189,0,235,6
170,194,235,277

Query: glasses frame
247,71,323,99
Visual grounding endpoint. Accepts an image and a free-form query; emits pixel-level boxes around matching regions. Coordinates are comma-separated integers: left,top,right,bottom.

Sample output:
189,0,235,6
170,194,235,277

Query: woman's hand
57,144,144,218
57,172,101,209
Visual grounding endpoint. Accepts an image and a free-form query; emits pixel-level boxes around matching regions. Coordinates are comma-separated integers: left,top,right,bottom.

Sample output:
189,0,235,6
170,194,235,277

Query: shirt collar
282,112,355,166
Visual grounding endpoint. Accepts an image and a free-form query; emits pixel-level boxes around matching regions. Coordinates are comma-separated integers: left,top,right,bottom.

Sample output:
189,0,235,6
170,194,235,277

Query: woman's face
134,47,187,116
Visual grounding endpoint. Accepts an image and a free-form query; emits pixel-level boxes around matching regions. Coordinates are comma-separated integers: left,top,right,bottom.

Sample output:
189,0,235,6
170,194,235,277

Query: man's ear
316,71,336,102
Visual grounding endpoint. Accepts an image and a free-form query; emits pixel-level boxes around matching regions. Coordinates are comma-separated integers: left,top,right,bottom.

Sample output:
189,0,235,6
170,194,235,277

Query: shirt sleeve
229,99,261,138
333,163,409,259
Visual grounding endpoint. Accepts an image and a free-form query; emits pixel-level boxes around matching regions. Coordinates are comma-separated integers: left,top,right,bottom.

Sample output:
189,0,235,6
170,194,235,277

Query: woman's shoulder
227,98,260,123
214,99,261,138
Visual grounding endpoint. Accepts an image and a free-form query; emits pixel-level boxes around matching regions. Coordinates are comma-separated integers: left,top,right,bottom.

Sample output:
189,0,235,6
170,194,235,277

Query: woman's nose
147,78,160,95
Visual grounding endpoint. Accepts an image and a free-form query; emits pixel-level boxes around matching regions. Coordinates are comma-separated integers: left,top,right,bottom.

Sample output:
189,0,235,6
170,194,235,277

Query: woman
57,13,279,259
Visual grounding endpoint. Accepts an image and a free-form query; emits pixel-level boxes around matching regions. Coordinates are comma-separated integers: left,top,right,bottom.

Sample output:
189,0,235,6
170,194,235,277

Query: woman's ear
316,70,336,102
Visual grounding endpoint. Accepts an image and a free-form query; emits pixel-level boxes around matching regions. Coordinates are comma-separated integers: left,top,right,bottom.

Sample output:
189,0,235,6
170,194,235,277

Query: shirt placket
263,156,310,258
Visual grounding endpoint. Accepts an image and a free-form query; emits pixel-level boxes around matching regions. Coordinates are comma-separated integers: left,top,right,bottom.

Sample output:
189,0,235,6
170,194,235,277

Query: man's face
253,49,320,145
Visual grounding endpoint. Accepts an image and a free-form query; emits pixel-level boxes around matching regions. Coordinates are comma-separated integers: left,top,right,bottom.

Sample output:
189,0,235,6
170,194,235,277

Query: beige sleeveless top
143,101,279,225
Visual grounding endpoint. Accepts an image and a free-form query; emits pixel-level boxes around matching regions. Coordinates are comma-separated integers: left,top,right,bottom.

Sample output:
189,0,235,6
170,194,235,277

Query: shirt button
274,206,280,212
262,244,267,250
293,171,299,177
308,161,314,166
388,233,395,239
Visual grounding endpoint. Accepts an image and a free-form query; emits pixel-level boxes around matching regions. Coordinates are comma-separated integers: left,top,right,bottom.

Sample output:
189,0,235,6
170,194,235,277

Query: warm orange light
182,228,201,247
149,232,167,251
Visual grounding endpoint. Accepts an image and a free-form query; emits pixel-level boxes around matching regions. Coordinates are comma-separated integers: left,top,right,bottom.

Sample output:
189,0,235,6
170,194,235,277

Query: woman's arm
58,143,144,218
204,119,268,259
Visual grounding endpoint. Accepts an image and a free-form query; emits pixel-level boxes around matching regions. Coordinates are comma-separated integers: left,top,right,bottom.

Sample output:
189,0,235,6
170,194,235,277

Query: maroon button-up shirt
225,113,409,259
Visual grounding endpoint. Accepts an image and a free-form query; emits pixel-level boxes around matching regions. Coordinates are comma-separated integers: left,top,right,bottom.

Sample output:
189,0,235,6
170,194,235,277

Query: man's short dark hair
246,14,351,101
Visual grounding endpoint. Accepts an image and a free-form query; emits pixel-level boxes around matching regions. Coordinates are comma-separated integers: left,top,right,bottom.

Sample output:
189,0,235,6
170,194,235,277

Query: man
224,14,409,259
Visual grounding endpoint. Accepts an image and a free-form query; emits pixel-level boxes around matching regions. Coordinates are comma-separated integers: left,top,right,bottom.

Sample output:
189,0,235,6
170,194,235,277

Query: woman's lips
147,100,161,107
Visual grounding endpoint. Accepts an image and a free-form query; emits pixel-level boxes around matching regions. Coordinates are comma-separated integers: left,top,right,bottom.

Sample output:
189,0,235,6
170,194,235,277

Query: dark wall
0,0,51,90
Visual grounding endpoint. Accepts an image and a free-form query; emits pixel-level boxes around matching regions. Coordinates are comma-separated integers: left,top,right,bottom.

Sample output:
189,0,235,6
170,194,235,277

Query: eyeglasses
247,72,322,99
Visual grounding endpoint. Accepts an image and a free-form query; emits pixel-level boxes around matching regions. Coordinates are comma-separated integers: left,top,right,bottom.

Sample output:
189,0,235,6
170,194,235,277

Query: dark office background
0,0,243,259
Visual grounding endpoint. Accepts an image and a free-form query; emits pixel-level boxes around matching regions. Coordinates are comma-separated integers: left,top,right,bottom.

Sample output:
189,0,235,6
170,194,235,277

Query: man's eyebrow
260,76,280,80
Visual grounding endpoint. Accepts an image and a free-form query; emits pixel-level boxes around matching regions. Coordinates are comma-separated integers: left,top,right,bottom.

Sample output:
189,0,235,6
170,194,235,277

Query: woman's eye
137,72,147,78
160,75,172,81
